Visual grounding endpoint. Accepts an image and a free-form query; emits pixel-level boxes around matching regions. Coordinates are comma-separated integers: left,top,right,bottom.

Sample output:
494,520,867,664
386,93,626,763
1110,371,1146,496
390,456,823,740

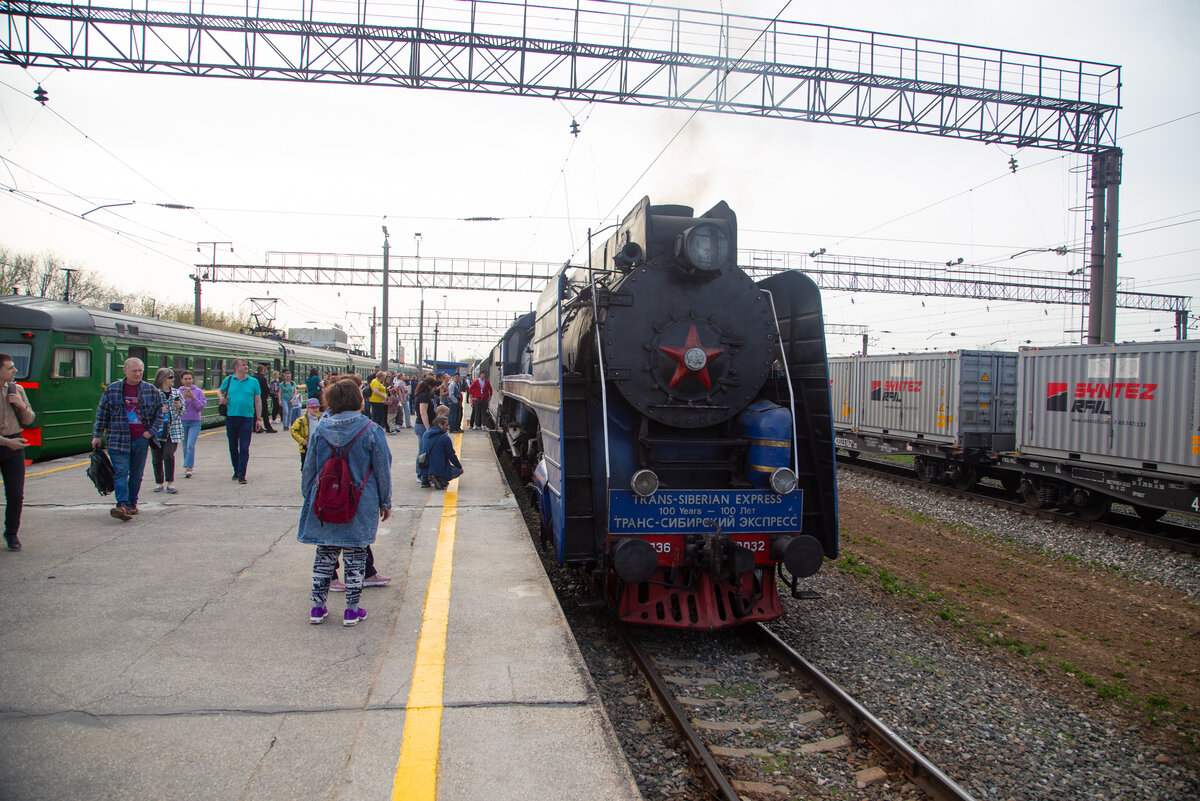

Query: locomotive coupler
695,521,755,583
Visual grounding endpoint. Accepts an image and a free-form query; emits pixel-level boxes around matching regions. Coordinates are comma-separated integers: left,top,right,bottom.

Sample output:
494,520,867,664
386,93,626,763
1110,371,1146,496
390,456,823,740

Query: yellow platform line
393,432,463,801
26,429,227,477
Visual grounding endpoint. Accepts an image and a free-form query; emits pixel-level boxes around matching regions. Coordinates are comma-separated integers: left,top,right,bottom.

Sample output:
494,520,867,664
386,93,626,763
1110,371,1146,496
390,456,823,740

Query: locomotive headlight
769,467,798,495
675,223,730,272
631,469,660,498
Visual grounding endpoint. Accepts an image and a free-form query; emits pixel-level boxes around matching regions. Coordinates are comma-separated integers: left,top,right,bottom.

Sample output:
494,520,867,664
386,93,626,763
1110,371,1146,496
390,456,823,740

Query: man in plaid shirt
91,357,163,521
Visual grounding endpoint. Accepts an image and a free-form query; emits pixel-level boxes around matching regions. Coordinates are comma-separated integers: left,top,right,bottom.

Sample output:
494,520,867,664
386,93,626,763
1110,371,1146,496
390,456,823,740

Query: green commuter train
0,295,377,461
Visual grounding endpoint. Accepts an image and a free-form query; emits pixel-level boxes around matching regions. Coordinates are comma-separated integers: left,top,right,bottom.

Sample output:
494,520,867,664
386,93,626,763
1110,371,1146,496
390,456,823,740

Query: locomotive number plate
609,489,803,535
732,535,771,564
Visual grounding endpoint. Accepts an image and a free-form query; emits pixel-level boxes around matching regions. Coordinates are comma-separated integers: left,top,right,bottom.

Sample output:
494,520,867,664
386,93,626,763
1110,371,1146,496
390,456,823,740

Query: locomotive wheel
1134,505,1167,523
1076,494,1112,522
952,466,978,492
914,456,935,483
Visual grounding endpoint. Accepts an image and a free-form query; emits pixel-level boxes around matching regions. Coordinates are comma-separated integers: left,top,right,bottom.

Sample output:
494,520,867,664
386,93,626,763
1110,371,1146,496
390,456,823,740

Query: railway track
618,623,975,801
839,457,1200,555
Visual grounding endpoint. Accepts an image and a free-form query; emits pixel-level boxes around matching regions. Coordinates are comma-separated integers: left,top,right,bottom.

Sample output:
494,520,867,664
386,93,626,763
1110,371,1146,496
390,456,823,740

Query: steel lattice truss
203,252,564,292
351,308,530,341
201,250,1189,315
742,251,1189,313
1,0,1120,153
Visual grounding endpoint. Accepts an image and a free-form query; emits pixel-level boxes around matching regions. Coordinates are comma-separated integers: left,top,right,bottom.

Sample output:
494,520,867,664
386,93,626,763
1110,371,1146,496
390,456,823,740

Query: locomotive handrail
591,273,613,488
761,289,801,476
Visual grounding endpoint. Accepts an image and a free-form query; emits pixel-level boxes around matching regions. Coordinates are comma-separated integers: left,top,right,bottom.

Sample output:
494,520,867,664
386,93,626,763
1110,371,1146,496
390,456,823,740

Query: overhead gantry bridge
197,250,1190,340
2,0,1130,345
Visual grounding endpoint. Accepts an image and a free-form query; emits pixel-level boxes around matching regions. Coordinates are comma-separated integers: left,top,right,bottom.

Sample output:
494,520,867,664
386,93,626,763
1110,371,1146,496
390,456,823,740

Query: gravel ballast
510,449,1200,800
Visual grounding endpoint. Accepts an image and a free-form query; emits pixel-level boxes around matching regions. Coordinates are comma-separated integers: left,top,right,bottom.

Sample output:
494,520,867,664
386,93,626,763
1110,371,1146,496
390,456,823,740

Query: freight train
482,197,839,630
0,296,377,460
829,343,1200,523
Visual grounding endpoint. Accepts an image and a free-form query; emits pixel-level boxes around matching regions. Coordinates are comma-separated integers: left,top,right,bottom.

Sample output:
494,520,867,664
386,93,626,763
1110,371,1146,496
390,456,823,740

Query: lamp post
381,225,390,369
432,309,440,371
415,233,424,371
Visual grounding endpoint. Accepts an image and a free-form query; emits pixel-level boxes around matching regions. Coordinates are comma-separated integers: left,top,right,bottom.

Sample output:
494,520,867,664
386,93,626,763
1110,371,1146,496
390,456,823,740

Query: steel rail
616,624,741,801
754,624,977,801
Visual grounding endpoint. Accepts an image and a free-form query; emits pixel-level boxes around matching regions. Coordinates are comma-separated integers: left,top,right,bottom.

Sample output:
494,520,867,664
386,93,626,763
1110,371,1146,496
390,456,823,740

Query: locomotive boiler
490,198,838,630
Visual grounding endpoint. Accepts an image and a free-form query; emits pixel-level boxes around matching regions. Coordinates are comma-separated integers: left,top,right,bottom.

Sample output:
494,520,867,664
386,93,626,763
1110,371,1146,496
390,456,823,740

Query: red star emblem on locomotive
658,324,724,389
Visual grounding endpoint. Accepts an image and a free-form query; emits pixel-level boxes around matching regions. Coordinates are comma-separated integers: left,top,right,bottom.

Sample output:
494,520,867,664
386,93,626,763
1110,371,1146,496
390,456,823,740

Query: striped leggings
312,545,368,606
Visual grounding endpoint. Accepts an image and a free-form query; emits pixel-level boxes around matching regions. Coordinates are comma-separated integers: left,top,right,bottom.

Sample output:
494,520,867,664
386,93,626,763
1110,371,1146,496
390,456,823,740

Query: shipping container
831,351,1018,449
1015,340,1200,479
828,357,856,428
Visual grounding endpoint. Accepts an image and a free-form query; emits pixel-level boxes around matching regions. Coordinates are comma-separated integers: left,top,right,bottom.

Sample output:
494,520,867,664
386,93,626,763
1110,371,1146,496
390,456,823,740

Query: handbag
416,451,429,468
218,376,229,416
86,447,115,496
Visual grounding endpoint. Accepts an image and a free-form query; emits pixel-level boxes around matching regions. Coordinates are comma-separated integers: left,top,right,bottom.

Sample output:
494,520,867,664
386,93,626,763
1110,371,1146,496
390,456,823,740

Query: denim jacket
296,412,392,548
421,426,462,479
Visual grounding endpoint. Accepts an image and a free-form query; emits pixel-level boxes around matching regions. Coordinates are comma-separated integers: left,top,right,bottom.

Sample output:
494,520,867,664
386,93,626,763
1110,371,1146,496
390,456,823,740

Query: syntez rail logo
1046,381,1158,414
870,380,921,402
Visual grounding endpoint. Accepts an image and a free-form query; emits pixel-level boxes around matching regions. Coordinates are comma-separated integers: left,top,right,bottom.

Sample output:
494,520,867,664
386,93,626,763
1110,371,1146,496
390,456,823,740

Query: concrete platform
0,423,642,801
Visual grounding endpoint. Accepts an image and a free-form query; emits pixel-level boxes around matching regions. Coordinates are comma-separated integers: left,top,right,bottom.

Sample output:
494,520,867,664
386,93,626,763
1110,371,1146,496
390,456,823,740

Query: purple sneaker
343,607,367,627
310,606,328,624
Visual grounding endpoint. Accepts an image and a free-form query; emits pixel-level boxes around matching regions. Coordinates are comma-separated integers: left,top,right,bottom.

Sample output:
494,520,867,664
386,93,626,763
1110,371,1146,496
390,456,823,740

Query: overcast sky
1,0,1197,362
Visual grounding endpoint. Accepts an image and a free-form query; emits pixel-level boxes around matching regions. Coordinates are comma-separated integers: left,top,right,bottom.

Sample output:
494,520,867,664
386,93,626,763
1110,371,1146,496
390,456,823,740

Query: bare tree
2,245,250,332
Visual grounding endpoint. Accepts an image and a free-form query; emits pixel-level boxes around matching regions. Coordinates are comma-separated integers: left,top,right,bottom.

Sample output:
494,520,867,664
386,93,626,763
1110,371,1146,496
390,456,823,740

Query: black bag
218,377,229,416
86,447,115,496
416,451,429,468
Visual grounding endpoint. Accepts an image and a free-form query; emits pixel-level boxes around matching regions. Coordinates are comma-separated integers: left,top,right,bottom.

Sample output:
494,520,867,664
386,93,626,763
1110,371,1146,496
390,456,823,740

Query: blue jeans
109,436,149,507
225,415,254,478
283,404,300,429
181,420,202,469
413,423,428,477
448,401,463,432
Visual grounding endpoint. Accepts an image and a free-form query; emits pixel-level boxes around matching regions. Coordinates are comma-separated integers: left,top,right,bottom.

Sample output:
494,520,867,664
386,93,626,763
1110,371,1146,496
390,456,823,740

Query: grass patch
755,754,790,774
837,552,871,578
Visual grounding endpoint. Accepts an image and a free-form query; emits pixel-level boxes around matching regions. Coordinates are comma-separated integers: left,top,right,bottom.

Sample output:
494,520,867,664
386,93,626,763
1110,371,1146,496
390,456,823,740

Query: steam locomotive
484,198,839,630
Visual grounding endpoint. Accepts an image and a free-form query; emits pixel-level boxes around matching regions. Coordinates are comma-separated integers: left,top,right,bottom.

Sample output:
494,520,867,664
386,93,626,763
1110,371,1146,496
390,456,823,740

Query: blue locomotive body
489,198,838,630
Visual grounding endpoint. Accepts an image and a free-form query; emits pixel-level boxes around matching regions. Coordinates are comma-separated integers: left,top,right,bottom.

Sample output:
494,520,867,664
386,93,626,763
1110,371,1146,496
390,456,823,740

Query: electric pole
381,226,390,369
195,242,233,325
60,267,78,302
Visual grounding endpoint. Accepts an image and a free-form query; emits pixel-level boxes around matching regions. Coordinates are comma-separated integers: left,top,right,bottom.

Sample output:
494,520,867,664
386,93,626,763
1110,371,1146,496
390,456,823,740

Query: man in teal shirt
217,359,264,483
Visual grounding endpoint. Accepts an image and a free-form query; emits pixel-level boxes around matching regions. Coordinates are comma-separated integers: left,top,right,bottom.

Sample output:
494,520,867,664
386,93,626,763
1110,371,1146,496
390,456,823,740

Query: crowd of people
0,356,495,625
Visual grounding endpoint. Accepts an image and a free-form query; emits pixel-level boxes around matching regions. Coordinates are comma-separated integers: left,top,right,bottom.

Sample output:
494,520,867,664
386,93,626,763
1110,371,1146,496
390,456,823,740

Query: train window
5,343,31,379
174,356,187,372
52,348,73,378
129,346,148,364
50,348,91,378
